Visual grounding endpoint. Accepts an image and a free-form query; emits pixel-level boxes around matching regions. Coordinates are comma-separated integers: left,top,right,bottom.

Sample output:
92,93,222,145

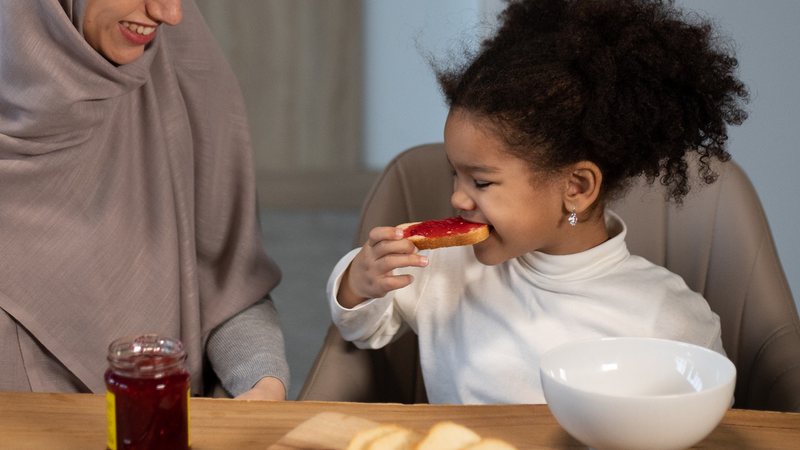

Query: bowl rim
539,336,737,401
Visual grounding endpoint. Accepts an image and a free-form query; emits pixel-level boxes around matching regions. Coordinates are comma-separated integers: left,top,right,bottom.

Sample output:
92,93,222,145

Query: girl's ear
562,161,603,215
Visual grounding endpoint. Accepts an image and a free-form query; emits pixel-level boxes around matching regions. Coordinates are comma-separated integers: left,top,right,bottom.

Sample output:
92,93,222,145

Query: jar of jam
105,334,190,450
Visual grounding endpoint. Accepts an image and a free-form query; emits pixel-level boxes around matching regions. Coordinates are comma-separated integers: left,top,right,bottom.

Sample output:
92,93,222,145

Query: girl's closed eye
473,179,493,189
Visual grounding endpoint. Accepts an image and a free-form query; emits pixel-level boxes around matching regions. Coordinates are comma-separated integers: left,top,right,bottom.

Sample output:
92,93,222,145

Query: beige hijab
0,0,280,393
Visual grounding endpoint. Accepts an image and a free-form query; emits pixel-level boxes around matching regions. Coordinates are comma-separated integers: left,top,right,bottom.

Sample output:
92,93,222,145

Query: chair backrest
299,143,800,411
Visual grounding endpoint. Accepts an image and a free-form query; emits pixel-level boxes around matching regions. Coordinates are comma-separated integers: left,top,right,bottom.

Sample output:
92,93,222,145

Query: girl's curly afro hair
437,0,749,203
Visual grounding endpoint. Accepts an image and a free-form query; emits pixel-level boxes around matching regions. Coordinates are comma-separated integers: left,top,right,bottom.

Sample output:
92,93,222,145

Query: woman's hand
234,376,286,401
337,226,428,308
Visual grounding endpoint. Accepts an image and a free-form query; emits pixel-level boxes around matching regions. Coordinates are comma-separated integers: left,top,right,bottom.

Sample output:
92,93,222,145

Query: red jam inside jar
403,216,483,238
105,335,190,450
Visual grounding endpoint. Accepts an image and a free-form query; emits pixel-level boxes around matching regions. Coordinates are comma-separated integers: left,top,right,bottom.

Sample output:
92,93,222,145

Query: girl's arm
327,227,428,349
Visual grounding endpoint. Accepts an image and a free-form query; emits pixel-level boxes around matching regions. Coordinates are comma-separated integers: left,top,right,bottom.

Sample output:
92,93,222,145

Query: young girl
327,0,748,404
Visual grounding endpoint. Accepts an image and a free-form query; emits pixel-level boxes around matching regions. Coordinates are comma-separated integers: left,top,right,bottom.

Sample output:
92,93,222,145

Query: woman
0,0,289,400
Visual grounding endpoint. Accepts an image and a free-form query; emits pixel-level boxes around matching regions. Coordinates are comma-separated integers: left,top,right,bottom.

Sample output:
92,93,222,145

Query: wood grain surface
1,392,799,449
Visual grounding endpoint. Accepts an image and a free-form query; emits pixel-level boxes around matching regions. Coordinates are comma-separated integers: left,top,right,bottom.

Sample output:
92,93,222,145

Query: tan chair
298,143,800,412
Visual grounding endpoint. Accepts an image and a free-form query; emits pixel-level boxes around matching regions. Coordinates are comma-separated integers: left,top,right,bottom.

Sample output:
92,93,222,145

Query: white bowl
540,337,736,450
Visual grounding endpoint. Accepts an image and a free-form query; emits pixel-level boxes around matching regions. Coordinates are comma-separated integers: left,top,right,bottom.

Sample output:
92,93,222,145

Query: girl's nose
450,183,476,212
147,0,183,26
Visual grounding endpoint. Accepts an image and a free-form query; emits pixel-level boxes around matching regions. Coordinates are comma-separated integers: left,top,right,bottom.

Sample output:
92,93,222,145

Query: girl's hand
337,226,428,308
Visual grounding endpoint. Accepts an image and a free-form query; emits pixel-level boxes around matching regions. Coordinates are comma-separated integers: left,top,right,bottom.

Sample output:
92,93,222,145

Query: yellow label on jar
105,390,117,450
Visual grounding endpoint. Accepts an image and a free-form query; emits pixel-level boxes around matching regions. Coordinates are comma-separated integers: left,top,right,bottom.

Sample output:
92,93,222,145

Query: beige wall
195,0,376,209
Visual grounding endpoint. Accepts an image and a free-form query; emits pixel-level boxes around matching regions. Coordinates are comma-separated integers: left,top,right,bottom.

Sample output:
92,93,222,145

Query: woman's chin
103,47,145,66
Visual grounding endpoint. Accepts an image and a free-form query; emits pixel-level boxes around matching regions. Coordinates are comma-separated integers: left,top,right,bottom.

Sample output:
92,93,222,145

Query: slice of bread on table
347,424,410,450
346,419,517,450
367,428,422,450
414,421,481,449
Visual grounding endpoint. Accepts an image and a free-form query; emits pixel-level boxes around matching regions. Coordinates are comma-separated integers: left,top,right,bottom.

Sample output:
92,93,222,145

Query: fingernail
419,256,428,266
395,229,404,239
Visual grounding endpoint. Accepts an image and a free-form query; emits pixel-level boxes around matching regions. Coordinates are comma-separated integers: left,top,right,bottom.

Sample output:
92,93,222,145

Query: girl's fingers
365,227,404,247
370,237,418,258
376,253,428,273
379,274,415,292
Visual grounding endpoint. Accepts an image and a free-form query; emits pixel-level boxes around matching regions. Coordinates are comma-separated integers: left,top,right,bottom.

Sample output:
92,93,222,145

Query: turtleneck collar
517,210,630,283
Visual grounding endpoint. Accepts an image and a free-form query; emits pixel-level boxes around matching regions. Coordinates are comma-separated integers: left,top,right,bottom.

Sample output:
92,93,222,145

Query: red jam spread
403,216,484,238
106,336,190,450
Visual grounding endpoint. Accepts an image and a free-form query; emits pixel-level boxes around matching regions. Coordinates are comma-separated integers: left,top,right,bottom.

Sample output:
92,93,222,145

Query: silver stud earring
568,208,578,227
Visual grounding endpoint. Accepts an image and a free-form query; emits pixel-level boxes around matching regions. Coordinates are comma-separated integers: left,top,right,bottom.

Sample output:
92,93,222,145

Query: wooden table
1,391,799,449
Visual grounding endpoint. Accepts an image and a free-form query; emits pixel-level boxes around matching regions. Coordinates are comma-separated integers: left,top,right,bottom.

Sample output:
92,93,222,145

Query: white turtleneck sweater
327,211,724,404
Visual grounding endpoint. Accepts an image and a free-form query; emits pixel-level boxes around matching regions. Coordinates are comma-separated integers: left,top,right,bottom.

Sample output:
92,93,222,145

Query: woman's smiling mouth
122,20,156,35
119,21,157,45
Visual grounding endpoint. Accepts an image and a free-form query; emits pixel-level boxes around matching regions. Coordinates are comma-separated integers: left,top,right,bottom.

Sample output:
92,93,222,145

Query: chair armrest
746,323,800,412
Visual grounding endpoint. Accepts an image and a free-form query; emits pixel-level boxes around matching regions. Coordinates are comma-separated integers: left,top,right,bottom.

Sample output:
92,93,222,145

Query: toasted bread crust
398,220,489,250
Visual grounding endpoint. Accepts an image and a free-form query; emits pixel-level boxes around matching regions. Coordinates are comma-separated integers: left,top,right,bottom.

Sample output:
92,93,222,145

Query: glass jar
105,334,190,450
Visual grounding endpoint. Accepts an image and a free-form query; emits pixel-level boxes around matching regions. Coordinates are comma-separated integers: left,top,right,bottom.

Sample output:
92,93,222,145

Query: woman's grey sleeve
206,296,290,397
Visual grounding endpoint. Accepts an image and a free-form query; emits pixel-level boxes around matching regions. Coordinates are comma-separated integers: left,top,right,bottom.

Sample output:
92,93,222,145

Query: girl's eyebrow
446,157,500,174
465,164,500,174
